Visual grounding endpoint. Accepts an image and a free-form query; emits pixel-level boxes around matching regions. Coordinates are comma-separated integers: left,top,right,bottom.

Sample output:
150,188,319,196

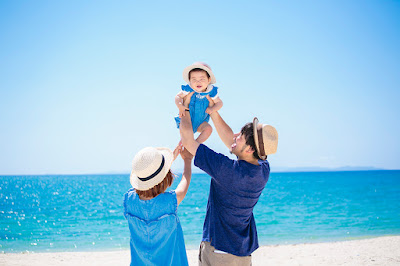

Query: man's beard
229,149,239,159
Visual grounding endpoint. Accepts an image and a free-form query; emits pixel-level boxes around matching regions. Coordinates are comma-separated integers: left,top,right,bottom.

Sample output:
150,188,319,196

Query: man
180,95,278,266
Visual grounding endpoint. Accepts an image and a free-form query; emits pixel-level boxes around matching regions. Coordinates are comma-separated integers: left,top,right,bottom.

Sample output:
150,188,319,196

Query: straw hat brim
130,147,174,191
253,117,278,159
182,64,216,84
253,117,263,160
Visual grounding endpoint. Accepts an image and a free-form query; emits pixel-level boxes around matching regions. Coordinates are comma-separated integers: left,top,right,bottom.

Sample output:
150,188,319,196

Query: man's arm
180,93,200,156
207,96,234,149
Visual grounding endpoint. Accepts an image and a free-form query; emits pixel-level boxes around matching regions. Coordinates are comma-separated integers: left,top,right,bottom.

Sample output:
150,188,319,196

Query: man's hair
135,170,174,198
241,123,262,160
189,68,210,80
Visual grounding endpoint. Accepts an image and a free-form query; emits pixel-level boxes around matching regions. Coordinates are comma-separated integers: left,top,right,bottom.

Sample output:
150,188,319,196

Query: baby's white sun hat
182,62,216,84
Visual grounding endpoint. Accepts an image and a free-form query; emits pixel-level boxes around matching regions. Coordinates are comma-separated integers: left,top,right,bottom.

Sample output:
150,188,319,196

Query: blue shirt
194,144,270,256
123,189,189,266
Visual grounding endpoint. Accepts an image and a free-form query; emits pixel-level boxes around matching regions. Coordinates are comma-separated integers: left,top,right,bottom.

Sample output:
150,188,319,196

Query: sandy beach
1,236,399,266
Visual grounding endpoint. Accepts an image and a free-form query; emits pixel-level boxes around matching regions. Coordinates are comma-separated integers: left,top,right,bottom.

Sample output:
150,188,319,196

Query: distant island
269,166,386,173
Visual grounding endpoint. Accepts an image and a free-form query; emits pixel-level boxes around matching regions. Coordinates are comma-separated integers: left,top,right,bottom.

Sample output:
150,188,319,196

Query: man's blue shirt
194,144,270,256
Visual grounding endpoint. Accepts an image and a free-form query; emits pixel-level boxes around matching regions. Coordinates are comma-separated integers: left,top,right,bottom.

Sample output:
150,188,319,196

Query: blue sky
1,0,399,175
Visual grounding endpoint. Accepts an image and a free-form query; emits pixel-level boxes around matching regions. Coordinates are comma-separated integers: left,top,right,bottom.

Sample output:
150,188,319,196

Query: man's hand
206,95,215,107
205,95,223,114
205,106,215,114
178,104,188,118
180,147,194,161
206,95,233,149
183,91,194,107
205,95,214,114
177,92,195,118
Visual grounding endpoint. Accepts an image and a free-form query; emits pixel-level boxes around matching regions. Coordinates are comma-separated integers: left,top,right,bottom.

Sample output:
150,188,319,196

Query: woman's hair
189,68,210,79
241,123,262,160
135,170,175,198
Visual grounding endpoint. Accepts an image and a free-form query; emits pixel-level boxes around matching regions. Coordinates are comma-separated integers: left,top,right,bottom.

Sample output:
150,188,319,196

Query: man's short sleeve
194,144,234,182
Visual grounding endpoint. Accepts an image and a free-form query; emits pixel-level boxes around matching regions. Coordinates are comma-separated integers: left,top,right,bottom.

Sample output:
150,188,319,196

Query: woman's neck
138,195,154,201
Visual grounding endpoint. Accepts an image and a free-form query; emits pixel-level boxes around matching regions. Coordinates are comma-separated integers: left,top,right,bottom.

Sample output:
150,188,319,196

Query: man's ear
246,146,255,154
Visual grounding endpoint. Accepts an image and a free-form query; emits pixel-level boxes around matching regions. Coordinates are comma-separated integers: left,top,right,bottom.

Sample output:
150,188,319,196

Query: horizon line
1,168,399,176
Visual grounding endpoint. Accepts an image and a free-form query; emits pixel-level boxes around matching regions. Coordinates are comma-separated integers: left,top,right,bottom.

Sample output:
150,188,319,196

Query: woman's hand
173,141,183,161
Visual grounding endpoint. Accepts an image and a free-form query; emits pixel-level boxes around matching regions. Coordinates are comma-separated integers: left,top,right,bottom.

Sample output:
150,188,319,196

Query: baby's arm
205,96,223,115
175,92,189,118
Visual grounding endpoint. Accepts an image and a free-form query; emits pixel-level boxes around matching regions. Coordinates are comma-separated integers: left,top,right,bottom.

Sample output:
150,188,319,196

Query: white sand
1,236,399,266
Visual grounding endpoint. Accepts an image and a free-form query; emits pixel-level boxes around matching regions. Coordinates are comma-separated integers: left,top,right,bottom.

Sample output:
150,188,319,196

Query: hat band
137,155,165,182
257,127,266,157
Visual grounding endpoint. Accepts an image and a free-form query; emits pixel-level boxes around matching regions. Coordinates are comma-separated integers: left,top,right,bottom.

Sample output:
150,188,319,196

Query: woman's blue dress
124,189,189,266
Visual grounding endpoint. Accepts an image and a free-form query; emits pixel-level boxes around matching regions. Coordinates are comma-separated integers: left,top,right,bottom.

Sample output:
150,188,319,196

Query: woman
123,143,193,266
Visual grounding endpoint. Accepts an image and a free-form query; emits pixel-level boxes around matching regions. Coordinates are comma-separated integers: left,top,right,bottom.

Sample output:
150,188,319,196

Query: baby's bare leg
196,122,212,143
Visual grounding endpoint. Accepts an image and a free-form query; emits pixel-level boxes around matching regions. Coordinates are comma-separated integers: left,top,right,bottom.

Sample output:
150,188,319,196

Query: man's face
230,132,249,156
189,70,211,93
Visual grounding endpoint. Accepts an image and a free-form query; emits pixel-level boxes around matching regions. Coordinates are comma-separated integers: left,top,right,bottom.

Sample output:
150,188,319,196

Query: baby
174,62,223,143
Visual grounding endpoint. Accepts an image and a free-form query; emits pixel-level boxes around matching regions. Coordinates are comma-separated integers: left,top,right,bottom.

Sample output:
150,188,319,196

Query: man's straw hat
130,147,174,190
253,117,278,160
182,62,216,84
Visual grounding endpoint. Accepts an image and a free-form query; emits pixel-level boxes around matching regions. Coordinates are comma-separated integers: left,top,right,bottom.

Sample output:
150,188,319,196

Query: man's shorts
198,241,252,266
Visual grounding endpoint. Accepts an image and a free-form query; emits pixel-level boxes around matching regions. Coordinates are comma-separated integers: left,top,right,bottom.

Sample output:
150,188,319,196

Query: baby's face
189,71,211,92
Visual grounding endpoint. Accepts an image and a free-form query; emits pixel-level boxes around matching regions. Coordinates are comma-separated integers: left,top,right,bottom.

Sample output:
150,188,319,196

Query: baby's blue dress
175,84,219,132
123,189,188,266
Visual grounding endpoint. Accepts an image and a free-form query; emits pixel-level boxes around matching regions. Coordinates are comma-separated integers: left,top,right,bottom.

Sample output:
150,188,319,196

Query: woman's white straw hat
253,117,278,160
130,147,174,191
183,62,216,84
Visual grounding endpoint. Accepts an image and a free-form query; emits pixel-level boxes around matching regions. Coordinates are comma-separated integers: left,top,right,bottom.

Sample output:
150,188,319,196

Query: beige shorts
198,241,252,266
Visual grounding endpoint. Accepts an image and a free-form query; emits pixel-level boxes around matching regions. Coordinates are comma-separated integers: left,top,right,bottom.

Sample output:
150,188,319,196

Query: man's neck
238,155,259,165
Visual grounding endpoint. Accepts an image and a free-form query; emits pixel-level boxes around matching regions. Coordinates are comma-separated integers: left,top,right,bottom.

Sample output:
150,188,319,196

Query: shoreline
3,234,398,254
1,235,399,265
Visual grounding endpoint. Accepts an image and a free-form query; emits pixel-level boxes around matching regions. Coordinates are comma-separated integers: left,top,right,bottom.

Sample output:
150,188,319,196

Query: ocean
1,170,400,253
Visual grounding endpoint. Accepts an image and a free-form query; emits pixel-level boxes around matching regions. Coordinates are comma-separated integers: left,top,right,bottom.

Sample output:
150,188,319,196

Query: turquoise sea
1,170,400,253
